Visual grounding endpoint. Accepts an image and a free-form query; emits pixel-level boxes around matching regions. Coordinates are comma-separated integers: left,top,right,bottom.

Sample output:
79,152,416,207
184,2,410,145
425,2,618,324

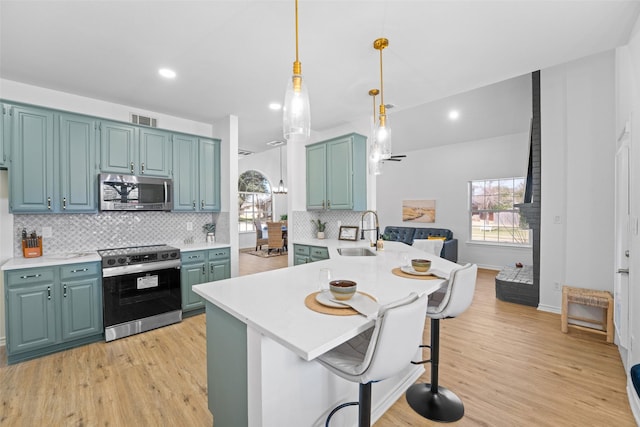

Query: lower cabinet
293,244,330,265
181,247,230,314
4,262,103,364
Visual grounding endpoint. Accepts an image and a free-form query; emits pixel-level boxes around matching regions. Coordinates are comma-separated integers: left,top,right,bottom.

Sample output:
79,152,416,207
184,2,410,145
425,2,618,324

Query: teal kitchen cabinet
181,247,230,314
8,106,98,213
58,113,98,212
8,105,56,213
100,121,172,177
293,244,329,265
306,133,367,211
173,135,221,212
0,104,9,168
5,262,103,364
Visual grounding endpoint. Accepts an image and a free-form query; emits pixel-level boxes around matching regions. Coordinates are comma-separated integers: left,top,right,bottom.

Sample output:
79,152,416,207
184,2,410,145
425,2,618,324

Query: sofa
381,226,458,263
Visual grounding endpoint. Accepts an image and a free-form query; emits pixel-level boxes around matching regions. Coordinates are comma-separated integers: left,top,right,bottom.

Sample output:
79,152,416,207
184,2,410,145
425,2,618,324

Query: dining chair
406,263,478,422
317,292,428,426
254,221,268,251
266,221,285,254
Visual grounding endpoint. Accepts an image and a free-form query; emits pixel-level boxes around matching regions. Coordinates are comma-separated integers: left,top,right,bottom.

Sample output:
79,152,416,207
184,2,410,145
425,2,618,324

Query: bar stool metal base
406,383,464,422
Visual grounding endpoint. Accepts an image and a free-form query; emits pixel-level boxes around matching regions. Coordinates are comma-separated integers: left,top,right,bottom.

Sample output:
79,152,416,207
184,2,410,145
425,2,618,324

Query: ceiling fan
382,154,406,162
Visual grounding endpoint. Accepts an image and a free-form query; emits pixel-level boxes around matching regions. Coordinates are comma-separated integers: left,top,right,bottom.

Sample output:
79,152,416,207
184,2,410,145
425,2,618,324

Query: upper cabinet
172,135,221,212
8,106,98,214
99,122,172,177
9,105,56,213
58,113,98,212
306,133,367,211
0,104,9,169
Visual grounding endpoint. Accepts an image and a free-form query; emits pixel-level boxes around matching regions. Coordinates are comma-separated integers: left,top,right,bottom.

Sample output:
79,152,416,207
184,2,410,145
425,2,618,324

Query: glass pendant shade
376,114,392,160
283,70,310,143
273,146,288,194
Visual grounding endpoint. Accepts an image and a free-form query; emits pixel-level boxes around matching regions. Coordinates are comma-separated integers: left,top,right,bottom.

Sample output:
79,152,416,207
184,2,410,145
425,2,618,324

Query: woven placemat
391,267,440,280
304,291,376,316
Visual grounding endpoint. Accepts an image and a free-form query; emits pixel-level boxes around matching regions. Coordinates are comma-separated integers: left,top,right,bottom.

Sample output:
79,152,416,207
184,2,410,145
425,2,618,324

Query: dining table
193,240,458,427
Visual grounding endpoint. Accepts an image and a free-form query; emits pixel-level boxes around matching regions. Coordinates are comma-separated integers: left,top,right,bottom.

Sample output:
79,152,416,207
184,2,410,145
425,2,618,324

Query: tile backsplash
13,211,227,256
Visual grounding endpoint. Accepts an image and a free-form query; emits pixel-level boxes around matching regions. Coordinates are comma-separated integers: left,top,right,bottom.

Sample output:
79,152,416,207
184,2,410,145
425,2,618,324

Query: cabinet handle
201,200,205,209
130,162,134,174
20,274,42,279
201,265,205,275
63,284,67,298
327,200,331,208
210,265,214,274
70,268,88,273
62,197,67,210
322,200,325,209
193,200,196,210
47,197,51,210
47,286,51,300
141,163,145,174
188,255,199,259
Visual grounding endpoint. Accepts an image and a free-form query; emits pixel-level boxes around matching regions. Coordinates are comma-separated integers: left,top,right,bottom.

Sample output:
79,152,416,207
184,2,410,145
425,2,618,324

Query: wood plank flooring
0,261,634,426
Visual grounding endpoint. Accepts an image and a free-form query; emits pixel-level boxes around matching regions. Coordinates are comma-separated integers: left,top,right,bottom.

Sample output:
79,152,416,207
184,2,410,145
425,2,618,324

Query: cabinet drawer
6,268,55,286
310,246,329,260
208,247,230,260
181,251,207,263
60,262,99,279
294,245,310,256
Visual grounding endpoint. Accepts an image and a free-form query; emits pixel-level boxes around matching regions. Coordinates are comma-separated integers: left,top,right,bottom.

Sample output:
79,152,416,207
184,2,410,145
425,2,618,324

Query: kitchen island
193,240,459,427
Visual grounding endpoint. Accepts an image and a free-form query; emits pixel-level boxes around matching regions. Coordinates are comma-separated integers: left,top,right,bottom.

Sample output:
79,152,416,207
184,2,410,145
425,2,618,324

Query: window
238,170,272,232
470,177,530,245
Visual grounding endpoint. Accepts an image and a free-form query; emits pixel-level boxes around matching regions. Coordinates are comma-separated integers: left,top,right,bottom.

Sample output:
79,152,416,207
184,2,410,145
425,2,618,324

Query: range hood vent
130,113,158,128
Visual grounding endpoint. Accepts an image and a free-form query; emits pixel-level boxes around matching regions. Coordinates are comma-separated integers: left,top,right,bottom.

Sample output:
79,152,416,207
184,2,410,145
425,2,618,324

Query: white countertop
1,242,231,270
193,240,458,361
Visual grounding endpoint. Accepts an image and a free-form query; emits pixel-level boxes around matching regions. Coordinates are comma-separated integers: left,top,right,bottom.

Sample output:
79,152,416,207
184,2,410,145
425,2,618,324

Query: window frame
468,177,531,247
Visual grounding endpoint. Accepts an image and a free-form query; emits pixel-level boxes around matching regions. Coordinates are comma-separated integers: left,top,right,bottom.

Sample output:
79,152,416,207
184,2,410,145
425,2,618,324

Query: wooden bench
561,285,613,343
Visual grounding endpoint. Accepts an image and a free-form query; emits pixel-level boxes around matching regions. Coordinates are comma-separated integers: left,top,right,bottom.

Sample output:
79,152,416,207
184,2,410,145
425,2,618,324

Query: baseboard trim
537,304,561,314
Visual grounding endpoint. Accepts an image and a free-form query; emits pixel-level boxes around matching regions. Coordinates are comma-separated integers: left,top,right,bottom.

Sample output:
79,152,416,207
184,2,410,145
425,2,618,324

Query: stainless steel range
99,244,182,342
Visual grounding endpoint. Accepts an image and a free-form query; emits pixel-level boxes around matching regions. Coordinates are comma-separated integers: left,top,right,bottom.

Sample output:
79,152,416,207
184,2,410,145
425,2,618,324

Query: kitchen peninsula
193,240,459,427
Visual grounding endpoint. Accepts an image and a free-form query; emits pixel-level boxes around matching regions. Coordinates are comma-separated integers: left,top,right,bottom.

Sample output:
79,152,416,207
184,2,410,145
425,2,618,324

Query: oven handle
102,259,181,278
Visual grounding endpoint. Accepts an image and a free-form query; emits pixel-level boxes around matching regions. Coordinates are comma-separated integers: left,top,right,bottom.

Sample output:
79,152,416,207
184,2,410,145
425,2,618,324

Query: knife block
22,237,42,258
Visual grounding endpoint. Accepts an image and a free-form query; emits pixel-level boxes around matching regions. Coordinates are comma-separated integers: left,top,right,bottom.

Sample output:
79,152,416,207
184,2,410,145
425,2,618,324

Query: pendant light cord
379,48,384,108
295,0,300,63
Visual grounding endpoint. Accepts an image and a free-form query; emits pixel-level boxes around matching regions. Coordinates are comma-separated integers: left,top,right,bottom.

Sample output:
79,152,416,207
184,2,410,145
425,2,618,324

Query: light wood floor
0,261,634,426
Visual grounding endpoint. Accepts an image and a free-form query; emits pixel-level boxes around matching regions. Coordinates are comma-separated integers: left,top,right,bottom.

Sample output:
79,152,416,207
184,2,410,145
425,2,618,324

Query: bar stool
406,263,478,422
316,292,428,427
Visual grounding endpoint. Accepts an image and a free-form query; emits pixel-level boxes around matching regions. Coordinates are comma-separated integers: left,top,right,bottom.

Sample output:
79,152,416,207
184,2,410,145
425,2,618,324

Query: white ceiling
1,1,638,154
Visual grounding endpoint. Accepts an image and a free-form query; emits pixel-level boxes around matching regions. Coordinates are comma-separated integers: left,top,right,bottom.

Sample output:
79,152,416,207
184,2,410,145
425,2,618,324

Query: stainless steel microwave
99,173,173,211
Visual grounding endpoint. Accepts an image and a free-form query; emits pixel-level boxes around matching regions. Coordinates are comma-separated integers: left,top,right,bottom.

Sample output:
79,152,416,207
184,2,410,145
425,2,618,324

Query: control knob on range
117,257,126,265
161,253,168,259
107,259,115,266
170,252,178,258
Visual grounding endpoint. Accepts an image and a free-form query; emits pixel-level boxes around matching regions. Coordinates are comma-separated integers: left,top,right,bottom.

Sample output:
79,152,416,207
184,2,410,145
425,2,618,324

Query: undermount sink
337,248,377,257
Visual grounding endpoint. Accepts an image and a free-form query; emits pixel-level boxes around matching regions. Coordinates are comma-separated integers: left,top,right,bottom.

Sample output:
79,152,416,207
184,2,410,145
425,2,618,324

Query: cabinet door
306,143,327,210
139,128,172,177
9,106,55,213
0,104,8,168
199,138,221,211
99,121,137,174
326,137,353,210
172,134,198,211
294,255,310,265
7,283,57,354
181,262,207,311
209,259,230,282
59,113,97,212
60,277,102,341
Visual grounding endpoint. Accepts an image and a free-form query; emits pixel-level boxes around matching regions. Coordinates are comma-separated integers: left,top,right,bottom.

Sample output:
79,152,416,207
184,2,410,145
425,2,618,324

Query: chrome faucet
360,210,380,247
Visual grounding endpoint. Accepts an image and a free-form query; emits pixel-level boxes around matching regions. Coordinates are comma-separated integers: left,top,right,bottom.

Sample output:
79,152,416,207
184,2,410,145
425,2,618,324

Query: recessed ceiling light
269,102,282,111
158,68,176,79
266,140,285,147
448,110,460,120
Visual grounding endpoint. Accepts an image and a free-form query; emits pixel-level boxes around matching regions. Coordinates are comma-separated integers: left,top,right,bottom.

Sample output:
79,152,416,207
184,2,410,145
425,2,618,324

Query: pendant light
273,146,288,194
374,38,392,159
283,0,310,143
368,89,382,175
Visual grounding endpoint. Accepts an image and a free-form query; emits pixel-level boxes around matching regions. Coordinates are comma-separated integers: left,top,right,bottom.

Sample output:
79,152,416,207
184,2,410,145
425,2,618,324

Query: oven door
102,260,181,328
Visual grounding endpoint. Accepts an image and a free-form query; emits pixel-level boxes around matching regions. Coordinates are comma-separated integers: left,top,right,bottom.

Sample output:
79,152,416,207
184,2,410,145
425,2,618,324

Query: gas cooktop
98,244,180,268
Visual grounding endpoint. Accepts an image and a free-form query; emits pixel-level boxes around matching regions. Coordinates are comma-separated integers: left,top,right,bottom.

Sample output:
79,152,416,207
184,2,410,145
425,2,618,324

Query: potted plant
311,219,327,239
203,223,216,243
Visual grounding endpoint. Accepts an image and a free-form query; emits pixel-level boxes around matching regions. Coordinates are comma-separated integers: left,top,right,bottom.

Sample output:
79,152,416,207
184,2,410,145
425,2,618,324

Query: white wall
539,51,616,312
376,132,532,269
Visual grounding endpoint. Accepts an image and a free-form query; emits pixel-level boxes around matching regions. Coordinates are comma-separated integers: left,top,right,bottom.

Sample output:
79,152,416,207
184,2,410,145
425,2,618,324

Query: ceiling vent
130,113,158,128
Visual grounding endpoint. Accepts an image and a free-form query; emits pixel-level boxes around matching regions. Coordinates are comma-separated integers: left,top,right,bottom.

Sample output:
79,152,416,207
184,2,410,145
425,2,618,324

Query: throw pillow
427,236,447,241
